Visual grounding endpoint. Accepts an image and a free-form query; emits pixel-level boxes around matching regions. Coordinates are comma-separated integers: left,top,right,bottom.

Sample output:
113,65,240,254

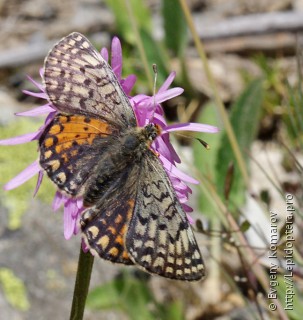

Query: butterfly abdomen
83,130,142,206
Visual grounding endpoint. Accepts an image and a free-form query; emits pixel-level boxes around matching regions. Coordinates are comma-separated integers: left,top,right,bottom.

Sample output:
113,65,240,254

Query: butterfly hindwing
125,152,205,281
43,32,136,129
80,162,141,265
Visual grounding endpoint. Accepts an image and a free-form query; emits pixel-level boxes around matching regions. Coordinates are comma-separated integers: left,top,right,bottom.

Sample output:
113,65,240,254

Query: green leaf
162,300,185,320
162,0,187,57
105,0,152,44
0,268,30,311
86,278,121,310
87,272,155,320
193,101,222,218
87,271,186,320
215,79,264,210
286,81,303,148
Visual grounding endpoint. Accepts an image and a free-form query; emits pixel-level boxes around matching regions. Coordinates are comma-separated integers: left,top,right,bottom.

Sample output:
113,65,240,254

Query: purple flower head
0,36,218,241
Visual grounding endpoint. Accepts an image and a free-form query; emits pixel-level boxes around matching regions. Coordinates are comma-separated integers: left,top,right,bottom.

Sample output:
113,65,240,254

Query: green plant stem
178,0,249,186
69,246,94,320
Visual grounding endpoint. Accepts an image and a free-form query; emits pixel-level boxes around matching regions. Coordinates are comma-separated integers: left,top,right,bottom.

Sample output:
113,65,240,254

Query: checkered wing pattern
125,152,205,281
43,32,136,129
39,113,116,196
80,163,141,265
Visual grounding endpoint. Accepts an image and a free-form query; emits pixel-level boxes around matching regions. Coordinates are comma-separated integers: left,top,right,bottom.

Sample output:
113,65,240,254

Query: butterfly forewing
43,32,136,129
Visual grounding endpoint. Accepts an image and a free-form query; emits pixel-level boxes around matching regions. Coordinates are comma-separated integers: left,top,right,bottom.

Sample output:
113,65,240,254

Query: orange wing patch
49,115,112,154
82,198,135,264
39,113,116,196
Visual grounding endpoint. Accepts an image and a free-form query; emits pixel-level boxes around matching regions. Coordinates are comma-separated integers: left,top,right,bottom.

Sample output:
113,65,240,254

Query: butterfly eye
144,123,159,141
150,132,158,140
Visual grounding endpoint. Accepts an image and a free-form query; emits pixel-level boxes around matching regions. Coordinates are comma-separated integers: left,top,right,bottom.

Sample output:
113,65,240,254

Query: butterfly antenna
151,64,158,122
196,138,210,150
173,132,210,150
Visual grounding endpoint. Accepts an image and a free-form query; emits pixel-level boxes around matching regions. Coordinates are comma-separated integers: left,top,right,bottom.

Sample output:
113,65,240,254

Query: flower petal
26,75,44,92
0,131,40,145
39,68,44,79
164,122,219,133
155,87,184,104
158,72,176,93
33,170,44,196
157,133,181,163
22,90,48,99
16,104,54,117
52,192,64,211
121,74,137,95
159,154,199,184
101,47,108,61
186,212,194,224
81,239,89,252
183,204,193,213
64,201,75,240
74,219,80,235
153,113,167,127
4,161,40,190
111,37,122,79
153,136,180,164
172,178,192,194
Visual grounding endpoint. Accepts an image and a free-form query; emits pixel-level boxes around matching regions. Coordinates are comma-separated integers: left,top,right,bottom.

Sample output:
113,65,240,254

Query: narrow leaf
215,79,264,209
193,101,222,218
162,0,187,56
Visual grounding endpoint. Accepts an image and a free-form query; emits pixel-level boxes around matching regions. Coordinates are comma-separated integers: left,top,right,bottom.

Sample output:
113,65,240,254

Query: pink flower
0,36,218,240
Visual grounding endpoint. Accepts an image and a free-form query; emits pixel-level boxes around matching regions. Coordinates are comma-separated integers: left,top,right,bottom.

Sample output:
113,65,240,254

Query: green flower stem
69,246,94,320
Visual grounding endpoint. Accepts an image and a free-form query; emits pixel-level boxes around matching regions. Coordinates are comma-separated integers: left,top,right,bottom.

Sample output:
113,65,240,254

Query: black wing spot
84,78,92,86
158,224,167,230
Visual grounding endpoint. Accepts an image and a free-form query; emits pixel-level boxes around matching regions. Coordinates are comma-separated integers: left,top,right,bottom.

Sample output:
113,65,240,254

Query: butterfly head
120,124,161,159
143,123,162,143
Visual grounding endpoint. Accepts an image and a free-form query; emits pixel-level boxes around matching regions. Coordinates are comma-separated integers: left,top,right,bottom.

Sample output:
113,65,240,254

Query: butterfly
38,32,205,281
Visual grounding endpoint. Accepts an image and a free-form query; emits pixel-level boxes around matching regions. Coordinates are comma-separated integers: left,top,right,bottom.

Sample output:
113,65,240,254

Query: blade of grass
162,0,187,57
